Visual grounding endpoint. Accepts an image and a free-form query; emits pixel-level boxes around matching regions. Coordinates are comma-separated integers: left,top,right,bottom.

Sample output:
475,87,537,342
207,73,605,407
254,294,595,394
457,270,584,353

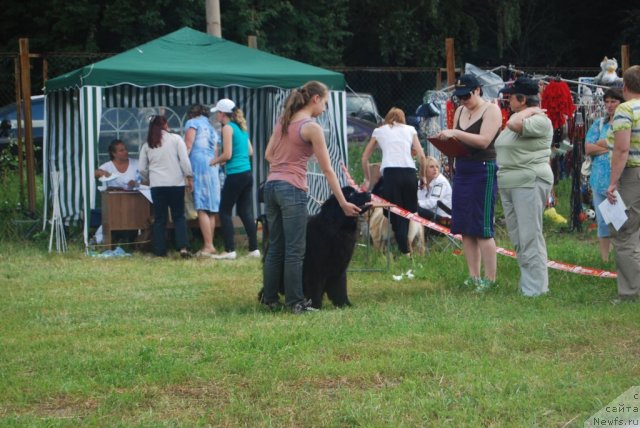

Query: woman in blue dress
184,104,221,257
585,88,623,262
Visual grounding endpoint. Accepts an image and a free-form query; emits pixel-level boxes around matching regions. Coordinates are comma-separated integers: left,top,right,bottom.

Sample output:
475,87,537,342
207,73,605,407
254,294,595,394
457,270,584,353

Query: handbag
581,155,592,177
184,189,198,220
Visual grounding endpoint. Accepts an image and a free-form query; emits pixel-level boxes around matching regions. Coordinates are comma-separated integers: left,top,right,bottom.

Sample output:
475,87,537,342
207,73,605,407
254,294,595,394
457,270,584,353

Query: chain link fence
331,66,601,118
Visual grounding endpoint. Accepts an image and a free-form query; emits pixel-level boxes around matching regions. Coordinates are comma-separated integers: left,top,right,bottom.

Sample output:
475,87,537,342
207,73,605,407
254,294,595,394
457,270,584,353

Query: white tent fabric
43,86,348,246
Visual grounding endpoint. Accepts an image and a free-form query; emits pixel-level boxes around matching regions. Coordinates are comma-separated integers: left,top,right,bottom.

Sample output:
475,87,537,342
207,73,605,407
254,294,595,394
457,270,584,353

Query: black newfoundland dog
260,186,371,309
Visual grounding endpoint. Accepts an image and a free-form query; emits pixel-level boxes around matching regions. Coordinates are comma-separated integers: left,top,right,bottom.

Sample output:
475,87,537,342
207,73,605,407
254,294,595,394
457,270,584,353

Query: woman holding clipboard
435,74,502,291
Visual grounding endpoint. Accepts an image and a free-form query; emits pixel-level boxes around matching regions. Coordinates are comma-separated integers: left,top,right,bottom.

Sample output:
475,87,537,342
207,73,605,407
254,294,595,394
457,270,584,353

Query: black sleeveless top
455,107,498,162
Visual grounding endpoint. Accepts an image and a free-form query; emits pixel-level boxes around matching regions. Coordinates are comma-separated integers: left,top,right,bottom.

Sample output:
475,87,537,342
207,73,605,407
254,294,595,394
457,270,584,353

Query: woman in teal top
210,99,259,260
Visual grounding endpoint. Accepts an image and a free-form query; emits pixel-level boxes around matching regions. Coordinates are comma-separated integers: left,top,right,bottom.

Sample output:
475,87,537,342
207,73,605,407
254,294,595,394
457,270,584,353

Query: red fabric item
541,81,575,129
446,99,455,130
501,107,510,129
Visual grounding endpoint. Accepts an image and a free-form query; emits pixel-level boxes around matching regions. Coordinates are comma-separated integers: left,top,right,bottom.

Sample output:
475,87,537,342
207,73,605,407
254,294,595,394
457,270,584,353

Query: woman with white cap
210,99,259,260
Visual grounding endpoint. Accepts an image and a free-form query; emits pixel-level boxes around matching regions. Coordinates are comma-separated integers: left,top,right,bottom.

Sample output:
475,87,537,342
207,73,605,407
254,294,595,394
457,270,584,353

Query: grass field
1,169,639,426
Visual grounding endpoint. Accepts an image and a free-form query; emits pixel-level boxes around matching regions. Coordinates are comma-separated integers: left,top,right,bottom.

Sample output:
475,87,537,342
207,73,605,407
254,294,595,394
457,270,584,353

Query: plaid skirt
451,159,497,238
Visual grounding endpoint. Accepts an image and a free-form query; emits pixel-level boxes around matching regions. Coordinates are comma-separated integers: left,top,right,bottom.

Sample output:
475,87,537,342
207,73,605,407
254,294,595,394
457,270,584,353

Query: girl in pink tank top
261,81,361,313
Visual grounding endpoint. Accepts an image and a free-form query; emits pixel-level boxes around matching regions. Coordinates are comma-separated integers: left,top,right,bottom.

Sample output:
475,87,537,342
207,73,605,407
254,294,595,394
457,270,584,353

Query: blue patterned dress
184,116,220,212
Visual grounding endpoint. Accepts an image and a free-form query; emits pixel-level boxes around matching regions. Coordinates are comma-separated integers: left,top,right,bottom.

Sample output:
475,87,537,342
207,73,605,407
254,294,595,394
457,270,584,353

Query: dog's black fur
260,186,371,309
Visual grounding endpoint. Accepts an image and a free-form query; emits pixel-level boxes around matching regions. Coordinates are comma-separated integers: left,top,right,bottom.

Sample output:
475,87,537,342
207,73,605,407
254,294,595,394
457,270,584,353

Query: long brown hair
147,115,167,149
280,80,328,135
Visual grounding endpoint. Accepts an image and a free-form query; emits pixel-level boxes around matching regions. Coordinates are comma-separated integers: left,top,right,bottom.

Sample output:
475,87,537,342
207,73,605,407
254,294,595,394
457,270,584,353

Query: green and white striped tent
43,27,349,246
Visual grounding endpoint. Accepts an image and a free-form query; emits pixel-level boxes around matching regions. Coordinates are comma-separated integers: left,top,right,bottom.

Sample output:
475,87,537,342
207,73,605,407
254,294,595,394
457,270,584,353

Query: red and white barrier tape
341,163,616,279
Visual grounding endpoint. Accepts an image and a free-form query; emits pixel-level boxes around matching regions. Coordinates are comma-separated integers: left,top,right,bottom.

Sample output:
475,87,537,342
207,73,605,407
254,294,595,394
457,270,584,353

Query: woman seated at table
94,139,139,189
417,156,452,225
92,139,140,245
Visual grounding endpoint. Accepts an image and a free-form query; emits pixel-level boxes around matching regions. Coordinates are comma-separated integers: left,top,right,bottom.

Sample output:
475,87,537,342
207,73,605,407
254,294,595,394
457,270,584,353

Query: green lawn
1,167,638,426
1,225,638,426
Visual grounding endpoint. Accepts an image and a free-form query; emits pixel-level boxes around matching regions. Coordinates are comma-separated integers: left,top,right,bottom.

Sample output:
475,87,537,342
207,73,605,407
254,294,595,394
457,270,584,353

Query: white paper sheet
138,185,153,203
598,191,628,231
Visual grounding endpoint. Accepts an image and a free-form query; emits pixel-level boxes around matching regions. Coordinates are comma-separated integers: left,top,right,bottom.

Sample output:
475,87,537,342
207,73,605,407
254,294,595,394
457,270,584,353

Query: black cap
500,77,539,96
453,74,481,97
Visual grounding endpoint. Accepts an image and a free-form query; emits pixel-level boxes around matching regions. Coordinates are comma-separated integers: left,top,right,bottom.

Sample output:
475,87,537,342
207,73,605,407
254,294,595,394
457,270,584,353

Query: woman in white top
139,115,193,258
94,139,139,189
417,156,452,223
362,107,426,255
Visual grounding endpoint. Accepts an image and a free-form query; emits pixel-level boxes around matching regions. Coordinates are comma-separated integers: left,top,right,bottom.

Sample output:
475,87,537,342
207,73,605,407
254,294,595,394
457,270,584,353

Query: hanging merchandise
541,80,576,129
446,99,455,131
570,111,586,231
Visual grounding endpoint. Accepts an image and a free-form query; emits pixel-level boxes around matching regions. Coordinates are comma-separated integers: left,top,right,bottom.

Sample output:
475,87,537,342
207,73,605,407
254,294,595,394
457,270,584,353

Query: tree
220,0,350,66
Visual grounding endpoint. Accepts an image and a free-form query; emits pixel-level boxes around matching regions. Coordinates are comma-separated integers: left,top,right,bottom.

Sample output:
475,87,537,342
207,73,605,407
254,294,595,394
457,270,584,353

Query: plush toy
543,207,568,225
594,57,623,86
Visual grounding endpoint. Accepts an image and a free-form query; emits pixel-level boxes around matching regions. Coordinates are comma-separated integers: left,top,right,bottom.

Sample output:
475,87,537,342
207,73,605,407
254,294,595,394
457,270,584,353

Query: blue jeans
262,180,308,307
219,171,258,252
151,186,189,256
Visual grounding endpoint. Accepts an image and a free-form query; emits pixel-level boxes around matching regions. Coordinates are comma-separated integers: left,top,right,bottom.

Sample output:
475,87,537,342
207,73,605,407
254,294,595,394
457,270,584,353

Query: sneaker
474,278,495,293
611,295,638,305
179,249,192,259
291,299,319,314
463,277,479,288
213,251,237,260
247,249,261,258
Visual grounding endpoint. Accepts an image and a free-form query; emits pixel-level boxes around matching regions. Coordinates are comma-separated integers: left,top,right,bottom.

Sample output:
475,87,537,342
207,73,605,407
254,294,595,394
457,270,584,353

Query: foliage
220,0,351,66
1,1,636,67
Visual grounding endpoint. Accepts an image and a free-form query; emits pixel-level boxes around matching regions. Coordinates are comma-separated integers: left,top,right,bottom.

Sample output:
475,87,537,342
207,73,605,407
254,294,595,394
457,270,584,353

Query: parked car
0,95,45,170
346,92,381,144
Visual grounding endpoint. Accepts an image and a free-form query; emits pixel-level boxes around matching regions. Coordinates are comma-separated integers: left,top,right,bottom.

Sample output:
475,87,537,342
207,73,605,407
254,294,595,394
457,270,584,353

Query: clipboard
427,137,470,157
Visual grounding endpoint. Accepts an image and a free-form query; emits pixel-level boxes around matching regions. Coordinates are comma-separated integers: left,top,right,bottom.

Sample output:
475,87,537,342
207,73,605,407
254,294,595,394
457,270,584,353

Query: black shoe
263,300,284,311
179,249,192,259
291,299,319,314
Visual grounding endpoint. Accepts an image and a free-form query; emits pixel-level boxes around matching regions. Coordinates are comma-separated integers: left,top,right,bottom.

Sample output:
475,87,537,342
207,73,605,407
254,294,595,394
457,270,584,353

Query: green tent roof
45,27,344,92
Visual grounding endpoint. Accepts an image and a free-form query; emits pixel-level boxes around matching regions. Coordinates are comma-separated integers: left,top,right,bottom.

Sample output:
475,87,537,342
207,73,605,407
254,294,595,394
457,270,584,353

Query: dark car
0,96,45,169
346,93,381,144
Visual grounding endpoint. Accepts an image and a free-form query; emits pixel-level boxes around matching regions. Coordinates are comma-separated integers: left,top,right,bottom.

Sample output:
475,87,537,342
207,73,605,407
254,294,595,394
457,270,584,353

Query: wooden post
19,38,36,214
206,0,221,37
248,35,257,49
621,45,630,72
445,38,456,86
42,56,48,83
14,57,24,206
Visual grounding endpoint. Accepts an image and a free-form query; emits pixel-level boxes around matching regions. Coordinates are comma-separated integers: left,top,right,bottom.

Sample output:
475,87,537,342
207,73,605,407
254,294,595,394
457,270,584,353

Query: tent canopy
45,27,344,92
42,27,348,248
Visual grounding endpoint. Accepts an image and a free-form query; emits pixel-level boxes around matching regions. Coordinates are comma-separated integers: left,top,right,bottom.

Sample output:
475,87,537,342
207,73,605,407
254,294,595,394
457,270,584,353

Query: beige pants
610,167,640,297
500,179,551,296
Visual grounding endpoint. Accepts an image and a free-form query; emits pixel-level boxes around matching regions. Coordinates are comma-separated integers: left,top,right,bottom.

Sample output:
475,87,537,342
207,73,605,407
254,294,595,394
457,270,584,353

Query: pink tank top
267,118,314,191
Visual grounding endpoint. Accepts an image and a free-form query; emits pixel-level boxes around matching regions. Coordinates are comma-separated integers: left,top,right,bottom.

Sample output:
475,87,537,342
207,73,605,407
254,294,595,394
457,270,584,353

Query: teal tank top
225,122,251,174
